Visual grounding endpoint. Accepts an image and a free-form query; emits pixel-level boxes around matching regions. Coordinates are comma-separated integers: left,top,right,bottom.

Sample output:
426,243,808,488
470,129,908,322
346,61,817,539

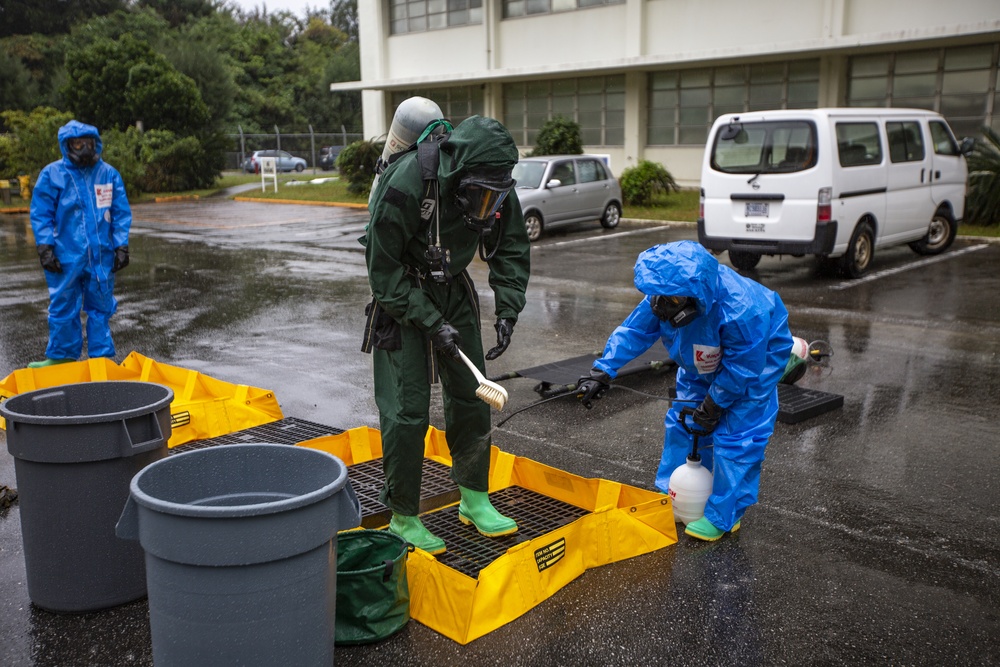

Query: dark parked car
510,155,623,242
319,146,342,171
243,150,307,174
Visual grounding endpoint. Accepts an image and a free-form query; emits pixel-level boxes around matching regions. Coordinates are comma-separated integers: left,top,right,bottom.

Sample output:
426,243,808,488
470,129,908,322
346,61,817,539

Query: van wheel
524,212,543,242
840,222,874,278
601,203,621,229
908,212,955,255
729,249,761,271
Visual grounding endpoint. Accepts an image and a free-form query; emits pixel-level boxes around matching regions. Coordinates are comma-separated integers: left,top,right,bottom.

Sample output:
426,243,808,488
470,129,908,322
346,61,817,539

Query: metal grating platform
777,384,844,424
170,417,343,454
422,486,589,578
349,458,460,529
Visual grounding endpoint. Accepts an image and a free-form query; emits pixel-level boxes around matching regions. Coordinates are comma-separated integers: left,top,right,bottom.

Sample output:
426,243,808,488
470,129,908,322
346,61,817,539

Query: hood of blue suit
57,120,103,162
634,241,719,310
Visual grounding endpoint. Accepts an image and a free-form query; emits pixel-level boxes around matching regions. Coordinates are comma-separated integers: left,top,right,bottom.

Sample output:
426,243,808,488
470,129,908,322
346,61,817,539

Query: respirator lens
464,185,509,221
458,168,515,229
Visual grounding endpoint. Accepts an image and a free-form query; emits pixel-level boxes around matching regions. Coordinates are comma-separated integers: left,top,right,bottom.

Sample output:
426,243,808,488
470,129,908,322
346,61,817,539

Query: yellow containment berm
0,354,678,644
0,351,283,445
302,426,678,644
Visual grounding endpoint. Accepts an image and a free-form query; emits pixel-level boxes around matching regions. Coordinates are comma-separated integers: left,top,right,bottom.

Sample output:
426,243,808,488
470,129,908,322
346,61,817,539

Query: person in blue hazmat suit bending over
27,120,132,368
576,241,792,541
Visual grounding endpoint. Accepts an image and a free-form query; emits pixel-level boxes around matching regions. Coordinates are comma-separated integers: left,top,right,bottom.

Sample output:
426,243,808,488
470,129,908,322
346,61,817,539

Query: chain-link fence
226,128,365,172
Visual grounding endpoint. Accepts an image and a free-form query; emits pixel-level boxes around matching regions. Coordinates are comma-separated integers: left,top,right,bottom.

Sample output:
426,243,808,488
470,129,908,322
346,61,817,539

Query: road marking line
829,244,989,290
531,225,674,250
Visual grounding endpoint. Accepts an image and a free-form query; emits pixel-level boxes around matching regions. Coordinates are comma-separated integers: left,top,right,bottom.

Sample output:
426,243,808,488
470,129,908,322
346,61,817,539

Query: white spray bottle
667,407,714,525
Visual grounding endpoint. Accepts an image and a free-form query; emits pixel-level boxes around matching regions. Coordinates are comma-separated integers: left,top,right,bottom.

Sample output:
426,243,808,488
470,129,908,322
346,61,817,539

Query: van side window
929,121,960,156
835,122,882,167
886,121,925,163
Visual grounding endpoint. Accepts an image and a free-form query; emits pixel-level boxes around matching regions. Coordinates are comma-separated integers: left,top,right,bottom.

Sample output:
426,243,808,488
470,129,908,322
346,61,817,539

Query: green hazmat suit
361,116,531,516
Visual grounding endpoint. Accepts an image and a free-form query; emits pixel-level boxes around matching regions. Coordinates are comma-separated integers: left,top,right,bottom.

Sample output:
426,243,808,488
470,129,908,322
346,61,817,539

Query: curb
232,197,368,209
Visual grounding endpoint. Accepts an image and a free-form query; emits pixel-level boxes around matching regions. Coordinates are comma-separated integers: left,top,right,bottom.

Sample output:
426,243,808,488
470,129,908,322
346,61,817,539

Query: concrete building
331,0,1000,185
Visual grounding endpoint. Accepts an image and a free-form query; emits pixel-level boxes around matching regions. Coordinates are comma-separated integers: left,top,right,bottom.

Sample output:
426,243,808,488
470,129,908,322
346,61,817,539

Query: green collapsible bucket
335,529,412,645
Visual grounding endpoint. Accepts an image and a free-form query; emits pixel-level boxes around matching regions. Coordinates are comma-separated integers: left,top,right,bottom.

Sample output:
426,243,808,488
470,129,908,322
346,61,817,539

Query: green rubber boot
684,516,741,542
458,486,517,537
388,513,446,555
27,358,75,369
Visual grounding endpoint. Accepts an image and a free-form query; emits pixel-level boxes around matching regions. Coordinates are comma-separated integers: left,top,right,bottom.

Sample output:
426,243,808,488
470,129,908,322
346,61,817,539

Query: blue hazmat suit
592,241,792,531
30,120,131,361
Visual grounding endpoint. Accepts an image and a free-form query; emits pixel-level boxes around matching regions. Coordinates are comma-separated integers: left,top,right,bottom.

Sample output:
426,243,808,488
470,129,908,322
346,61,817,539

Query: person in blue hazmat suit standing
576,241,792,541
27,120,132,368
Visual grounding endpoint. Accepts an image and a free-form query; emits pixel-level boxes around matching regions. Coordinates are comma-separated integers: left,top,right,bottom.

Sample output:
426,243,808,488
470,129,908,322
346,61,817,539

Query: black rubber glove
576,369,611,409
485,318,515,361
692,394,724,433
430,321,462,359
112,245,130,273
37,244,62,273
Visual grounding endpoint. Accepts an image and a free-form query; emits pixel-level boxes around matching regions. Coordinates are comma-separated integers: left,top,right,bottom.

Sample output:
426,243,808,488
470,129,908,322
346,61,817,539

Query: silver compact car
511,155,623,242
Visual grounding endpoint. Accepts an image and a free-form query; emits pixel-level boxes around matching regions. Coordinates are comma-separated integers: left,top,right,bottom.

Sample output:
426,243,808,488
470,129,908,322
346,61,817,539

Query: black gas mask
66,136,97,167
651,295,699,328
455,167,515,232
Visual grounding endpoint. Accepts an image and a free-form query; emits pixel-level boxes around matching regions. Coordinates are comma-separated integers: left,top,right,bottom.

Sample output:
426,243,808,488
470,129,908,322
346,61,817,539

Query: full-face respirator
651,295,700,328
67,136,97,167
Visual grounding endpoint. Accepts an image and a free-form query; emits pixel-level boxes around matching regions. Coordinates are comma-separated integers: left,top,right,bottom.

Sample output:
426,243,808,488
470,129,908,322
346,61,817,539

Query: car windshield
512,161,547,189
710,120,817,174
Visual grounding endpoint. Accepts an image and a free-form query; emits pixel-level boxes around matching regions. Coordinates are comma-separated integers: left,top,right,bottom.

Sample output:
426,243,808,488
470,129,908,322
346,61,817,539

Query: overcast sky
227,0,330,18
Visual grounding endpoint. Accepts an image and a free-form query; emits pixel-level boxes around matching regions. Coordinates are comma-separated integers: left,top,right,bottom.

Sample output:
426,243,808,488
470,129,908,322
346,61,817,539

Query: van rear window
710,120,817,174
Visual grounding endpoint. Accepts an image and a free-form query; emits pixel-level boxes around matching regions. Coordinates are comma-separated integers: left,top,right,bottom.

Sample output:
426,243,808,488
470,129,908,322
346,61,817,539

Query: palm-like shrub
966,127,1000,226
619,160,679,206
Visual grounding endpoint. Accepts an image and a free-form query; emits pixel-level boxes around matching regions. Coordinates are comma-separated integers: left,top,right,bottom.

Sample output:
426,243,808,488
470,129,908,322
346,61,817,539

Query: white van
698,108,973,277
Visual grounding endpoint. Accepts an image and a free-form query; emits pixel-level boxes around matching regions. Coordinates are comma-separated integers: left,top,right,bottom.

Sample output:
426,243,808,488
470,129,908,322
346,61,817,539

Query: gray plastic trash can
0,381,173,613
117,443,361,667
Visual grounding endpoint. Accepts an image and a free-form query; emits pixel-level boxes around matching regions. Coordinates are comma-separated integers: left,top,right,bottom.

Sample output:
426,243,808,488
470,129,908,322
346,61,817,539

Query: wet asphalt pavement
1,193,999,666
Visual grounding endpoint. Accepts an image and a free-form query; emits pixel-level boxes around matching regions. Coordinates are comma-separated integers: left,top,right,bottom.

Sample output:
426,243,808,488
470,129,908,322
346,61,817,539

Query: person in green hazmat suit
361,115,530,554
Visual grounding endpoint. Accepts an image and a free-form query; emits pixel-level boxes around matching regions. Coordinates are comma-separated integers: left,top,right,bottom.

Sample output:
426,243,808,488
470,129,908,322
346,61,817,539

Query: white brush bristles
456,349,508,411
475,383,508,411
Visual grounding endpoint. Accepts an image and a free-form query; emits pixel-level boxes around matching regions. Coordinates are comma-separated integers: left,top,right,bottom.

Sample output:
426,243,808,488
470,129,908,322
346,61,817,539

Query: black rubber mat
170,417,343,454
505,348,674,396
349,458,460,529
777,384,844,424
422,486,589,578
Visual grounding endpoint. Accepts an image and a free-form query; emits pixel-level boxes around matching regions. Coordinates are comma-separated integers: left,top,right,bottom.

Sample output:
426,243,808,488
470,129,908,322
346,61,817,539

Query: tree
0,106,74,179
63,34,209,135
330,0,358,42
137,0,215,28
0,48,38,113
0,0,126,38
529,116,583,156
123,60,211,135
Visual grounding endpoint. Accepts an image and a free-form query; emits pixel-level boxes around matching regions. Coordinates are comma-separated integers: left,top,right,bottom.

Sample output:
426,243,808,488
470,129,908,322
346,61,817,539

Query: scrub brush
456,349,508,411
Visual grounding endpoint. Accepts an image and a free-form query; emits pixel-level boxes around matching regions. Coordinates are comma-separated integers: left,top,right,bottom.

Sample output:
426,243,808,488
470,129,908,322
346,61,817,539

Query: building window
503,0,623,19
847,43,1000,138
389,0,483,35
390,87,485,128
647,61,820,146
502,75,625,147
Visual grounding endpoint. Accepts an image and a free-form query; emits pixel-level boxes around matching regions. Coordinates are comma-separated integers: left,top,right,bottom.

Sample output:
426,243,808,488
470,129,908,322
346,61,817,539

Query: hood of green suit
437,116,519,198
